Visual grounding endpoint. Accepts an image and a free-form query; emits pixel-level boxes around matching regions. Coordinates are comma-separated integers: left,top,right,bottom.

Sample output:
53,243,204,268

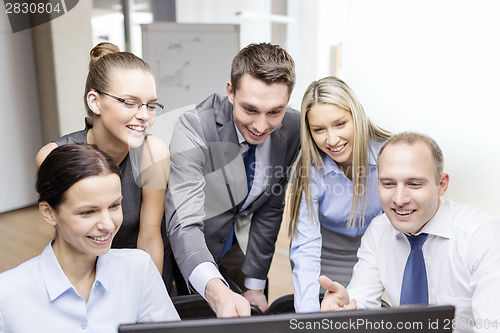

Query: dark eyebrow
77,205,99,210
241,102,257,109
241,102,287,112
75,196,122,211
270,104,287,110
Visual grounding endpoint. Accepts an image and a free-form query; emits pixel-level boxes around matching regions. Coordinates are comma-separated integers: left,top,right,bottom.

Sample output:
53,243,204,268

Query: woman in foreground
0,144,179,332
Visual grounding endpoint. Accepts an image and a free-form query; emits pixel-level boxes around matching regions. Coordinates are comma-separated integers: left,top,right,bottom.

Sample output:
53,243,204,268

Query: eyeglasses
95,89,164,112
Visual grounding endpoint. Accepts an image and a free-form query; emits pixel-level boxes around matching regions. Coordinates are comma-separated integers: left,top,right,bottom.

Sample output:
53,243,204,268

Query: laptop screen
119,305,455,333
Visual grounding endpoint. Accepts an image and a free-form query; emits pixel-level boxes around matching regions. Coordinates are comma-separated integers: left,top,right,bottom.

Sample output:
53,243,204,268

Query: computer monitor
119,304,455,333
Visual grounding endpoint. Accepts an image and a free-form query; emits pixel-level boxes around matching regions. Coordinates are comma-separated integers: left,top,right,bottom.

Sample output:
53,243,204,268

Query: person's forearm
139,186,166,272
137,233,164,272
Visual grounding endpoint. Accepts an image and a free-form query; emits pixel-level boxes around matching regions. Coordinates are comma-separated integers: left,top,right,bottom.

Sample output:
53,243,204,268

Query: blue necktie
400,233,429,305
219,143,256,260
243,143,257,194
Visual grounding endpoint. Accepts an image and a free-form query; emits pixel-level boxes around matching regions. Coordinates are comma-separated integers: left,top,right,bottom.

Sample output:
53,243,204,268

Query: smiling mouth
394,209,415,216
126,125,146,132
88,234,112,242
249,128,266,137
328,143,347,153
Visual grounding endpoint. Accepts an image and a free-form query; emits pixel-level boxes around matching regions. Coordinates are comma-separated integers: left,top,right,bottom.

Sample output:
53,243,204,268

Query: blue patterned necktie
400,233,429,305
219,142,256,260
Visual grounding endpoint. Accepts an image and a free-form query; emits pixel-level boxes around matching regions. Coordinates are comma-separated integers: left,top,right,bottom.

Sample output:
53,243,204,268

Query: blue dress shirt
0,242,180,332
290,141,384,313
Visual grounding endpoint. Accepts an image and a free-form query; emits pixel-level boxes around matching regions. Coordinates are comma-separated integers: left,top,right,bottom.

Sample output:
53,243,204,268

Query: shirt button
81,324,87,330
220,238,226,243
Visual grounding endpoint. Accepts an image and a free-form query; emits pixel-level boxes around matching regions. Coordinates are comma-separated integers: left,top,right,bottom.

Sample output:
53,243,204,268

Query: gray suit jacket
166,93,300,285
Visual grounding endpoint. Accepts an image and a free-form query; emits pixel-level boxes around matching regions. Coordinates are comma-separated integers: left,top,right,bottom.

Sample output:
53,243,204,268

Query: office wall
175,0,346,110
288,0,345,109
343,0,500,218
0,12,42,212
177,0,272,48
33,1,92,142
0,3,92,213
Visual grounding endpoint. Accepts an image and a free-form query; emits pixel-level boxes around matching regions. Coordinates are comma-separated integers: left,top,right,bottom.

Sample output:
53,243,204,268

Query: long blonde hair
287,76,391,237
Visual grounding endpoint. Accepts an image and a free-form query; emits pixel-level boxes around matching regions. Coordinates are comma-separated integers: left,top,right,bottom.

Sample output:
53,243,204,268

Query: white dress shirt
347,198,500,333
0,243,180,333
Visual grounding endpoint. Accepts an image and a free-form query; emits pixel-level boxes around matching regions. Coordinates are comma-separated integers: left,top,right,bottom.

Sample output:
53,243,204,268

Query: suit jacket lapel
214,98,248,212
215,98,239,160
269,123,287,186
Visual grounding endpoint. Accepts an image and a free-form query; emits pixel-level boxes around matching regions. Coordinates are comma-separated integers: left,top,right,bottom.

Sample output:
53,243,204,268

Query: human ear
39,201,57,227
87,90,101,116
438,173,450,196
226,80,234,104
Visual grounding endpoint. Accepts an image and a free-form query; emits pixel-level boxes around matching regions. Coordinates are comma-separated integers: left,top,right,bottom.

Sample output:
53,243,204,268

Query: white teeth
250,129,264,136
127,125,145,132
330,143,346,152
395,210,413,215
89,234,111,242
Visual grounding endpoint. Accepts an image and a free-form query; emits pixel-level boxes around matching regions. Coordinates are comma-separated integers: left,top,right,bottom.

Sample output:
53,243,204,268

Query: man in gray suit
166,43,300,317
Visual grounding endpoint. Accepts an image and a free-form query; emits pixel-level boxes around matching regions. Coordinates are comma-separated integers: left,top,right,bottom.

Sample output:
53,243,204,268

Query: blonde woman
287,76,391,313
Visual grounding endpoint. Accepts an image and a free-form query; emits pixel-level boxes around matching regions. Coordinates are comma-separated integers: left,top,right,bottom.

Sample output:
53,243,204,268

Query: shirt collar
367,141,381,167
322,154,342,174
40,242,110,301
40,241,75,301
234,123,246,146
420,197,452,239
94,252,110,292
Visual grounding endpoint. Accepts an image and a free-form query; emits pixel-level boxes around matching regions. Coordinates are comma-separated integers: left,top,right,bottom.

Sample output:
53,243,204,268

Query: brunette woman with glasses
35,42,176,293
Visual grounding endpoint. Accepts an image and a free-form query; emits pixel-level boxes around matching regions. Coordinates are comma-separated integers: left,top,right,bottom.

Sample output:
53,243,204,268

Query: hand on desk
205,278,251,318
319,275,357,312
244,289,268,313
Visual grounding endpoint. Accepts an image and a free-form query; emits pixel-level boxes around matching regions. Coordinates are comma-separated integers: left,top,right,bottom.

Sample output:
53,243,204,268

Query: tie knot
246,143,256,153
243,143,256,162
406,233,428,250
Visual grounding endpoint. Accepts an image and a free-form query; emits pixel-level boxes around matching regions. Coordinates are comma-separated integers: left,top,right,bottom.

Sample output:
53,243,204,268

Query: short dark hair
230,43,295,97
36,143,121,209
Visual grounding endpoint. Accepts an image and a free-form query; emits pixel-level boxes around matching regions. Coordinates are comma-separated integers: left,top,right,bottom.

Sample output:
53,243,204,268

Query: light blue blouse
290,141,384,313
0,242,180,332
